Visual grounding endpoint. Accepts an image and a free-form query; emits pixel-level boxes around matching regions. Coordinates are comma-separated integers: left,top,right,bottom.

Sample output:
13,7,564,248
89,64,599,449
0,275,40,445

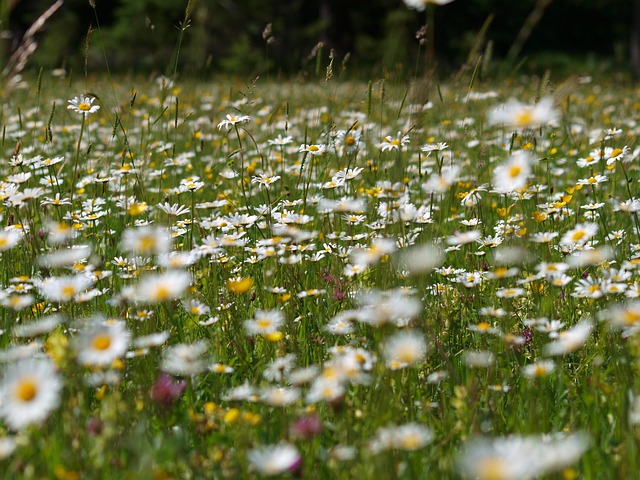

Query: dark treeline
1,0,634,78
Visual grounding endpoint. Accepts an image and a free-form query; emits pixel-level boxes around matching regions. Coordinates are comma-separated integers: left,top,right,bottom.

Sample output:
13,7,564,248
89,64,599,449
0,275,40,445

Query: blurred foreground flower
457,432,589,480
248,442,301,476
0,357,62,431
150,372,187,408
488,97,557,130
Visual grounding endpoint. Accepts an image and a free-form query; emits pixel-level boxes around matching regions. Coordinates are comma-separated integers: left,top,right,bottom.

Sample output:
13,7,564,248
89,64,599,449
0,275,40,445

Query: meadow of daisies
0,67,639,479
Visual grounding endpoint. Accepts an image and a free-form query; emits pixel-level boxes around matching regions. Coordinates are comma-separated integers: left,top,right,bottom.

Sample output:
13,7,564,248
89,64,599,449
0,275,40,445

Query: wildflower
289,413,323,440
227,277,254,294
422,165,460,194
182,299,210,316
76,319,131,367
298,144,326,155
0,357,62,430
251,173,281,188
0,230,22,252
577,174,607,186
560,222,598,246
13,313,64,338
267,134,293,146
380,132,410,151
369,423,433,453
447,230,482,246
0,436,16,460
132,270,191,304
334,129,362,154
244,309,285,336
38,244,92,268
463,350,495,368
529,231,559,243
121,226,172,256
150,372,186,408
522,360,556,378
217,113,250,130
36,275,94,303
544,319,592,356
421,142,449,153
263,354,297,382
156,202,190,217
488,97,557,129
383,330,427,370
162,341,209,376
457,432,589,480
306,377,345,404
493,151,531,193
67,95,100,115
260,386,301,407
247,442,301,477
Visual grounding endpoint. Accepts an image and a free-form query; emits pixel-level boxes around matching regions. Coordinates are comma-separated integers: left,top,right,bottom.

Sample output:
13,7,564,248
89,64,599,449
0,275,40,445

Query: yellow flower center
61,285,76,298
345,136,356,146
399,433,421,450
15,379,37,402
308,145,319,152
610,148,623,158
571,231,586,241
390,139,401,146
78,103,91,111
139,237,156,251
515,110,534,127
154,286,171,301
476,322,491,331
508,165,522,178
92,334,112,351
256,319,272,329
476,457,508,480
533,364,548,376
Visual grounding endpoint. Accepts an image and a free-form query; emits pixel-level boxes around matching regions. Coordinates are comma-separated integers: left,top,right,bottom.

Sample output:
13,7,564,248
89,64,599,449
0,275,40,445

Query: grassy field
0,69,638,479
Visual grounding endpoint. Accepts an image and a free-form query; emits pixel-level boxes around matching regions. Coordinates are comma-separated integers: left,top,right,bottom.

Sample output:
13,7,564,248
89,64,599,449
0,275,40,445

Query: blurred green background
0,0,635,78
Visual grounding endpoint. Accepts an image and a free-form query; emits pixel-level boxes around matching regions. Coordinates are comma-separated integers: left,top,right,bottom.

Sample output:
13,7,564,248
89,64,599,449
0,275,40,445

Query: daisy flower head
457,433,589,480
369,423,434,453
251,173,281,189
493,151,532,193
217,113,250,130
560,222,598,246
247,442,301,477
380,132,410,151
335,128,362,154
544,319,592,356
0,230,22,252
522,359,556,379
421,142,449,153
244,309,285,337
76,318,131,367
120,226,172,256
298,143,327,155
67,95,100,115
161,340,209,376
0,357,62,431
488,96,557,129
383,330,428,370
132,270,192,304
36,274,94,303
